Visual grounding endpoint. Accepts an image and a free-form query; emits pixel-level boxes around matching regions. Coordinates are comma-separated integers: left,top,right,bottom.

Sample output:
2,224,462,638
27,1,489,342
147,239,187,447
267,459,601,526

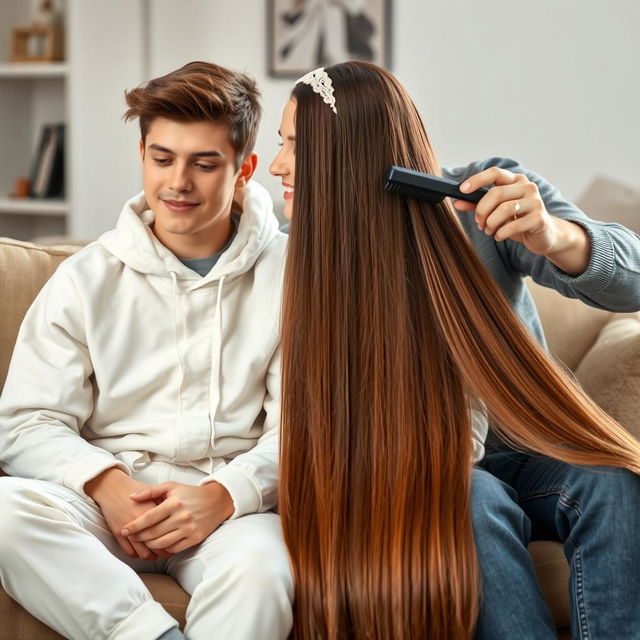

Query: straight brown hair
123,60,261,168
280,61,640,640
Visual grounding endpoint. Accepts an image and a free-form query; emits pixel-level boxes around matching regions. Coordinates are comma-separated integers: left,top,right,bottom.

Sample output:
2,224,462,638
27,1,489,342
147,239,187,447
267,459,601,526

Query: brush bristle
384,180,445,203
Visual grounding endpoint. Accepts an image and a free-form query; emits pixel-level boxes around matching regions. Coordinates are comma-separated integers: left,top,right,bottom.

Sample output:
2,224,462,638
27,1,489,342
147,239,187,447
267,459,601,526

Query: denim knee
561,464,640,518
472,468,531,546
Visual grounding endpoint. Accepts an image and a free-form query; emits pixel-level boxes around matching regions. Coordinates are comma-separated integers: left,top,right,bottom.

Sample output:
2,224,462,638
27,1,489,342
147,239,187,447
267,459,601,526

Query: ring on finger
513,201,521,219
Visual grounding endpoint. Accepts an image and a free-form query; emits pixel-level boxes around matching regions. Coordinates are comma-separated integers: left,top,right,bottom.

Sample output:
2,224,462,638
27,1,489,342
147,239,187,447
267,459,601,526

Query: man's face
141,117,246,256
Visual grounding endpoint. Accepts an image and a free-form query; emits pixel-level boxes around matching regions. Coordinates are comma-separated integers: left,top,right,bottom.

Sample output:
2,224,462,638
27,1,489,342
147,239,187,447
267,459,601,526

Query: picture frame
268,0,392,78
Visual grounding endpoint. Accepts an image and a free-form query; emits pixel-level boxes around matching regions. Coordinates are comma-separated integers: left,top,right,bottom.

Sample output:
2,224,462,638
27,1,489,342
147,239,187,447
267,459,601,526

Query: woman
269,61,640,639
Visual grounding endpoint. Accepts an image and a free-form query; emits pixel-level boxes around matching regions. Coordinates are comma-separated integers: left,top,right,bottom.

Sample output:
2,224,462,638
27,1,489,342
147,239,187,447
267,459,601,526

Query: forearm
84,467,131,503
206,429,279,518
449,157,640,310
200,481,235,522
544,219,592,276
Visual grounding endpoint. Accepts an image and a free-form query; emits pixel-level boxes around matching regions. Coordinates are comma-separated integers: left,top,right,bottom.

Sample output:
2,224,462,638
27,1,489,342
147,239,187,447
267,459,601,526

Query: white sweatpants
0,477,293,640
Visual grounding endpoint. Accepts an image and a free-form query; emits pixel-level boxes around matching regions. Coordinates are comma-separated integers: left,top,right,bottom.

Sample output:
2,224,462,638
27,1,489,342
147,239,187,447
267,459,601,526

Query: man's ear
139,140,145,161
235,152,258,188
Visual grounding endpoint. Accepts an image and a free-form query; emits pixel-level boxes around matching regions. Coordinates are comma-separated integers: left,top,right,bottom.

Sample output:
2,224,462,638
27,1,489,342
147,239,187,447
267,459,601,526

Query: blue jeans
472,452,640,639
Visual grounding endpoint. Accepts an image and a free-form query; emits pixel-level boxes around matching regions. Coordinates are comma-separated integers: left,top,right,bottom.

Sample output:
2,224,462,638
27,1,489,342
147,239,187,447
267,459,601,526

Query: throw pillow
575,315,640,439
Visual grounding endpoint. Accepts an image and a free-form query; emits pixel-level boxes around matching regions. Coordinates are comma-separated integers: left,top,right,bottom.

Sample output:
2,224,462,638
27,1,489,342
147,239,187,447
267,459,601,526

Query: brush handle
386,166,490,204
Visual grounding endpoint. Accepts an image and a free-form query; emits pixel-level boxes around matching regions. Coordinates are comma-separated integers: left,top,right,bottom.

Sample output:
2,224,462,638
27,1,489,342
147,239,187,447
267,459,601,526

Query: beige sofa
1,237,639,639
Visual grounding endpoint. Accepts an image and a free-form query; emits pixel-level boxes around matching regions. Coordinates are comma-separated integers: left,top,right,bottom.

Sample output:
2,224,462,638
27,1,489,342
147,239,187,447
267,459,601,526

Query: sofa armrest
0,238,78,391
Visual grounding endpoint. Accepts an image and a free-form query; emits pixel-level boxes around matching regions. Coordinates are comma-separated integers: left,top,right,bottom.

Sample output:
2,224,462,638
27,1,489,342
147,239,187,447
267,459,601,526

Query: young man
0,62,292,640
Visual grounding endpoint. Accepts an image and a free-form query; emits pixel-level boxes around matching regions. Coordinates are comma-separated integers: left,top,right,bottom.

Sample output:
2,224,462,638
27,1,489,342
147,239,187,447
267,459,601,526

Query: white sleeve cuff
201,463,262,519
471,406,489,463
63,451,130,498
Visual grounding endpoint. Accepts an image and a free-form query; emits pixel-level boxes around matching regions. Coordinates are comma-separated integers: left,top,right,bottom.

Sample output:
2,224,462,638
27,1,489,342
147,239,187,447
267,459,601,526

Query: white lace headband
295,67,337,114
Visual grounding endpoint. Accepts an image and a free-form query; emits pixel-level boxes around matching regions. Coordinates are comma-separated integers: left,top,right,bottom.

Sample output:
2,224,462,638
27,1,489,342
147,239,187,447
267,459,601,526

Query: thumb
452,199,476,212
129,482,173,501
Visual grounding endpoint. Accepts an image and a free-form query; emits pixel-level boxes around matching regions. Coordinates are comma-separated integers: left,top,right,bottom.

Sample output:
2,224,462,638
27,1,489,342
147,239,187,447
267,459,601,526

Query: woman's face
269,98,296,219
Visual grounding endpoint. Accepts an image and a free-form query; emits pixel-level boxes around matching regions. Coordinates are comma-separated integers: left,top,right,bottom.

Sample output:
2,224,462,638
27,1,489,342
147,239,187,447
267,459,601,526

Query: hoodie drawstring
171,272,185,415
209,275,226,448
171,271,225,453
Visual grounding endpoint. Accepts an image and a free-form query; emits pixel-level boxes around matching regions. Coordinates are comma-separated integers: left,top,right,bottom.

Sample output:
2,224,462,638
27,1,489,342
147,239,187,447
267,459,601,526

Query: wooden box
10,25,64,62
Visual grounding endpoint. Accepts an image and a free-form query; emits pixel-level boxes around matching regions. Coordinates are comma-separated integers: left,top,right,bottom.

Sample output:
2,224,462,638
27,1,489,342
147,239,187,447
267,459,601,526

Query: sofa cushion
526,278,613,371
529,540,570,629
0,238,77,391
0,573,188,639
575,315,640,438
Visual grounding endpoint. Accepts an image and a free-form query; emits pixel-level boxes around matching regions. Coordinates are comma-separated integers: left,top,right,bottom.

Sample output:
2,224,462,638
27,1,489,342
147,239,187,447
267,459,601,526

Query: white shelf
0,62,68,79
0,198,67,216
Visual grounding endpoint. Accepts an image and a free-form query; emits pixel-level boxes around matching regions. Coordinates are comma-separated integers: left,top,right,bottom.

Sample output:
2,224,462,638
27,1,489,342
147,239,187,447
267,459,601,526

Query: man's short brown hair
124,61,262,169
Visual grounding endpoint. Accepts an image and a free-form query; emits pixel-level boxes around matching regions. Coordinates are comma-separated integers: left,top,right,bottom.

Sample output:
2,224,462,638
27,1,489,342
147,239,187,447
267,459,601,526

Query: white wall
147,0,640,214
68,0,147,237
393,1,640,203
71,0,640,233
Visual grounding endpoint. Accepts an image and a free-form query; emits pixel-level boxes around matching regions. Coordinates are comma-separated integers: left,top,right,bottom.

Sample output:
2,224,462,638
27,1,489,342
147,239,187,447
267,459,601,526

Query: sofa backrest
0,238,77,391
576,176,640,235
0,239,625,386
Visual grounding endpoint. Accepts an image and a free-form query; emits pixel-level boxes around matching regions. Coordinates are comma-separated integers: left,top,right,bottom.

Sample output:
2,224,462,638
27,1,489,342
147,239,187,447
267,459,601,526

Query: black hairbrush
384,166,489,204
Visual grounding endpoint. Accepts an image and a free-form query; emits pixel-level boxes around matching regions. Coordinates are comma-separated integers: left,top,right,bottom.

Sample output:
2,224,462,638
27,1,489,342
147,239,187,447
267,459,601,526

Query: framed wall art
268,0,391,78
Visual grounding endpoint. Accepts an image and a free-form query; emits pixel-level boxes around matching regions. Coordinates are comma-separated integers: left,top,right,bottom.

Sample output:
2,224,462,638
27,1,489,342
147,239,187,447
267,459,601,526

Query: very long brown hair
280,61,640,640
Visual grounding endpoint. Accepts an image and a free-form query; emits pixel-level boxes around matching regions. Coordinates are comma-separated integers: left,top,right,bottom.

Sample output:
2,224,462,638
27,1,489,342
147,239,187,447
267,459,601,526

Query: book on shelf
29,123,65,199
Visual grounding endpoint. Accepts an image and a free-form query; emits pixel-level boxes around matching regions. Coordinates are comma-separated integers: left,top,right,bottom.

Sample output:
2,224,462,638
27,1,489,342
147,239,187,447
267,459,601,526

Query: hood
98,180,279,285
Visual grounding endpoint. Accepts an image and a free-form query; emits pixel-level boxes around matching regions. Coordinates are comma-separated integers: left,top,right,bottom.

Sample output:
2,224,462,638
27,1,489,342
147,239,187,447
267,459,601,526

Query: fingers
129,482,173,502
453,170,545,245
143,530,186,551
493,218,526,243
121,500,174,536
460,166,522,193
474,182,531,229
128,515,176,542
128,489,152,502
493,211,542,242
482,196,536,238
452,199,476,212
165,538,197,555
116,534,137,558
454,172,536,218
130,539,158,561
116,534,157,560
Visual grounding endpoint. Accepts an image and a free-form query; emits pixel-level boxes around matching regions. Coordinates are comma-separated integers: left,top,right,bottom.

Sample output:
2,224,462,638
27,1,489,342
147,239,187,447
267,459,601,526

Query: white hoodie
0,181,286,518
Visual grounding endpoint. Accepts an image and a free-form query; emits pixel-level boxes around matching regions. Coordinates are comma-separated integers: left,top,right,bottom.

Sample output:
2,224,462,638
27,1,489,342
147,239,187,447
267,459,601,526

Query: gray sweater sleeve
444,157,640,312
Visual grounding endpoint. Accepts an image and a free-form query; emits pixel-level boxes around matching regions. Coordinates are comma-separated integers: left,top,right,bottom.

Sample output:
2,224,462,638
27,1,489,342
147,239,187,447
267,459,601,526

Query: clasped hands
85,469,234,560
123,479,235,556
